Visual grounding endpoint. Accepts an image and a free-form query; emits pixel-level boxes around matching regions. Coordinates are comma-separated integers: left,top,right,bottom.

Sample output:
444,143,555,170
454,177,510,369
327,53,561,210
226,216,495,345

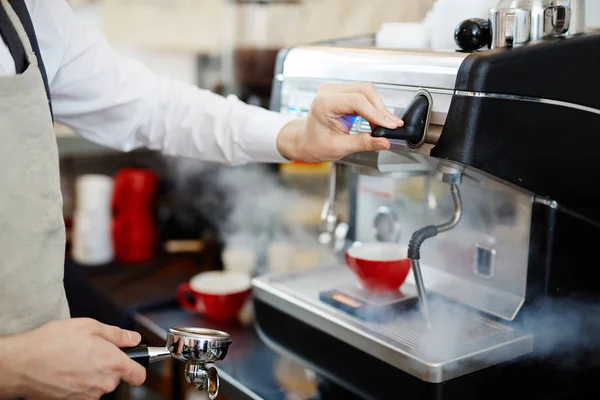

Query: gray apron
0,0,70,335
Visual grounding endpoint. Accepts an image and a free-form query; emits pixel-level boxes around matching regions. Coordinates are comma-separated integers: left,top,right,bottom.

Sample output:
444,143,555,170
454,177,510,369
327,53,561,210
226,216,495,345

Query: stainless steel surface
147,347,172,363
406,90,433,150
167,327,232,364
551,5,571,35
185,364,220,400
253,268,534,383
353,167,533,322
279,47,466,91
489,0,585,48
436,162,464,186
436,185,463,234
454,90,600,115
490,6,532,47
338,151,434,175
561,0,585,36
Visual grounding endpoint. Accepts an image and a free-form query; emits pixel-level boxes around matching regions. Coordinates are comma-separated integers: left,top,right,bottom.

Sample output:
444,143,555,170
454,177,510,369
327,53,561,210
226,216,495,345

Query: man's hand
276,82,403,162
0,318,146,400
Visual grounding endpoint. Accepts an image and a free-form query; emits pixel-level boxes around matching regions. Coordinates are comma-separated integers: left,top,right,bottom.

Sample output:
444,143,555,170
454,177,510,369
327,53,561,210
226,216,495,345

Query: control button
474,244,495,278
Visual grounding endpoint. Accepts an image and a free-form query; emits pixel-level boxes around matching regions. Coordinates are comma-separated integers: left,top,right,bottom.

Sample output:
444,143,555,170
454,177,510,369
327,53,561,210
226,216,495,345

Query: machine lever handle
371,94,430,146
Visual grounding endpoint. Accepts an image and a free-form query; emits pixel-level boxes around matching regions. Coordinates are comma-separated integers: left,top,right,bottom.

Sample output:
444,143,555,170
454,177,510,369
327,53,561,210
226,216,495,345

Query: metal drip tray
252,266,534,383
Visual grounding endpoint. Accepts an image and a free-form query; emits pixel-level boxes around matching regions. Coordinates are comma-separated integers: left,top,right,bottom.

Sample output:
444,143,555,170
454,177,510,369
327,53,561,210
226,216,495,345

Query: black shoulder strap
0,0,54,121
0,1,26,73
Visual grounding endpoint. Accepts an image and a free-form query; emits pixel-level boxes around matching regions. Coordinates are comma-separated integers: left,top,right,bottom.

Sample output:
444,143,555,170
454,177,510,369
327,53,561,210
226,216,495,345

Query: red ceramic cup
176,271,251,323
345,243,411,293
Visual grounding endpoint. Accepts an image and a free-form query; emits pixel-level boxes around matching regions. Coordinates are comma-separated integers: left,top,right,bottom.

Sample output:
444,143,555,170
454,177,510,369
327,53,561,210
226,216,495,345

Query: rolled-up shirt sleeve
47,0,293,165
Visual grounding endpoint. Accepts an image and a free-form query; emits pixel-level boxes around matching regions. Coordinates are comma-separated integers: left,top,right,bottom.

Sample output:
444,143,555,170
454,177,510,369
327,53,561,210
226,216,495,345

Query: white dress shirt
0,0,293,165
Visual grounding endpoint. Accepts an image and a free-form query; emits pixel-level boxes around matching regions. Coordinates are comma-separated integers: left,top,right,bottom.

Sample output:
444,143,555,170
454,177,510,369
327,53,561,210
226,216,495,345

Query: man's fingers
315,93,399,130
332,132,390,157
320,82,386,108
319,82,403,125
91,321,141,348
118,353,147,387
372,137,391,151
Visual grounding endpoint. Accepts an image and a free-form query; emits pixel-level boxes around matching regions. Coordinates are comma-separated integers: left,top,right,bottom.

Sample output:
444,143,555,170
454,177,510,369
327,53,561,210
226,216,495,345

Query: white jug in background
75,174,113,213
71,174,114,266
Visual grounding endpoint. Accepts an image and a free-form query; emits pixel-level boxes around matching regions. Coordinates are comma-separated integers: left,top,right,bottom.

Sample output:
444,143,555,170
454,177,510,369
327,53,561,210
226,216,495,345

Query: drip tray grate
256,266,534,382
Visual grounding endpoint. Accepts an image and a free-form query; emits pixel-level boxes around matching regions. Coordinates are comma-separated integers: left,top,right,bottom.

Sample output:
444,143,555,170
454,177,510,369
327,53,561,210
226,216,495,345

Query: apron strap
0,0,54,121
0,1,26,74
10,0,53,121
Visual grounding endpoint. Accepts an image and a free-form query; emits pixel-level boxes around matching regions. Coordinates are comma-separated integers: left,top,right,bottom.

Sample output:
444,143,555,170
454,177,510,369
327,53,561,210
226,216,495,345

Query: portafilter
123,327,232,399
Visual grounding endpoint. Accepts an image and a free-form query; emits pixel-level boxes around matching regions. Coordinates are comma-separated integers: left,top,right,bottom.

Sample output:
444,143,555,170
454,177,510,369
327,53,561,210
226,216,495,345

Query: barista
0,0,400,398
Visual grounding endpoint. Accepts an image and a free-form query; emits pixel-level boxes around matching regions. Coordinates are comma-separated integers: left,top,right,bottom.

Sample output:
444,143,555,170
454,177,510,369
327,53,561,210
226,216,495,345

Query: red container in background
112,168,158,264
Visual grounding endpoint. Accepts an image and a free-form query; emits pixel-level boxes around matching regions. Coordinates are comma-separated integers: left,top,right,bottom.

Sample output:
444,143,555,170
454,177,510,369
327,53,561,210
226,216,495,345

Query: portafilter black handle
123,344,171,367
454,18,491,51
123,345,150,367
371,93,431,147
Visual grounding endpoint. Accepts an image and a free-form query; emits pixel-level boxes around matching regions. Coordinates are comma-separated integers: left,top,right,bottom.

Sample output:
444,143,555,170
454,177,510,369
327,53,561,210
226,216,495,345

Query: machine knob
371,93,430,147
454,18,491,51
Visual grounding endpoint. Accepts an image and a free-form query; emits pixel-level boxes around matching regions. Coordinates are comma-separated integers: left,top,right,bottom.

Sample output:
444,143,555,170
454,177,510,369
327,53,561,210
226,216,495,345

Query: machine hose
407,225,439,260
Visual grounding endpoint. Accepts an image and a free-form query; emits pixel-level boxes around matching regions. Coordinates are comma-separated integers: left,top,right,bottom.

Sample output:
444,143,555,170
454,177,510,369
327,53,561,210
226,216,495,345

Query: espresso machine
253,1,600,399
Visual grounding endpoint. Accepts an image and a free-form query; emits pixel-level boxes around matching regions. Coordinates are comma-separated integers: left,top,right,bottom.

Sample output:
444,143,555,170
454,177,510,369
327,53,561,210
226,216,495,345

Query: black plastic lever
123,344,150,367
371,94,430,146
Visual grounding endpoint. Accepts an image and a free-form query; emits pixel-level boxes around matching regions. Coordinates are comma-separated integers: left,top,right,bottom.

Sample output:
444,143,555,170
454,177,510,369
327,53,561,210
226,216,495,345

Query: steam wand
407,183,463,326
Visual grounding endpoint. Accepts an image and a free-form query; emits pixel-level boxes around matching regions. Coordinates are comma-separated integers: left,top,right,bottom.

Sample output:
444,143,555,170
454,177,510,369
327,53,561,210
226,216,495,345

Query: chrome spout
319,163,339,246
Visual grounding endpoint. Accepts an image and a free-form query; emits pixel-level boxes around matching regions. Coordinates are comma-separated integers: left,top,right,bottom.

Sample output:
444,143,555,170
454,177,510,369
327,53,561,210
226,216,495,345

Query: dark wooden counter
63,256,291,400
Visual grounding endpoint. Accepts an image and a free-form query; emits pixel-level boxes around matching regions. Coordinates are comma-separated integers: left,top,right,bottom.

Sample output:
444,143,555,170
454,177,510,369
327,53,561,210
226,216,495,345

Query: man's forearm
45,0,294,166
0,336,24,398
143,79,296,165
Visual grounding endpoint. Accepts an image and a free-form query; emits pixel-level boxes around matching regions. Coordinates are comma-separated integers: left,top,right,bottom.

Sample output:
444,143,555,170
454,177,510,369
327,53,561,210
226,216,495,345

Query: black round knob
454,18,490,51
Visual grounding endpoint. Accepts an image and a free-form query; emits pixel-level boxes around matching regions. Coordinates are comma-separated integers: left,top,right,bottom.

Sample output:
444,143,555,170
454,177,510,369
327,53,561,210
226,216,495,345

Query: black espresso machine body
253,14,600,400
436,32,600,305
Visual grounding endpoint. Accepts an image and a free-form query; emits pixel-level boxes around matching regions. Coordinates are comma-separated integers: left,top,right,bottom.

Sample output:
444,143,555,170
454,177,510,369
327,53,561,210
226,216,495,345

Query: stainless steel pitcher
489,0,585,48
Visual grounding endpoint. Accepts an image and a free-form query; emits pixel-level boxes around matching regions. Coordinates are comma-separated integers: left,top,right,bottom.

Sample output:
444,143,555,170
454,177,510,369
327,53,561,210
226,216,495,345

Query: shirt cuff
241,106,298,164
